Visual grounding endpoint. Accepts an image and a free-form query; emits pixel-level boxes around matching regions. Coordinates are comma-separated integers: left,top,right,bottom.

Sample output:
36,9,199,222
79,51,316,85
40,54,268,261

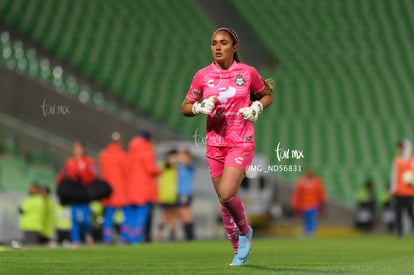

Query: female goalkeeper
181,27,273,265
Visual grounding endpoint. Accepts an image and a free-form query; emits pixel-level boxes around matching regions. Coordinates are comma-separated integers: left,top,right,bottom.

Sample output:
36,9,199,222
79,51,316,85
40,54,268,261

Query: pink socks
221,195,250,235
220,204,239,253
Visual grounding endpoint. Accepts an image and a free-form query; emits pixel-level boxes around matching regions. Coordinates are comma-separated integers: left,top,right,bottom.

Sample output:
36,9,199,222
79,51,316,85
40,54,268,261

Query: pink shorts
206,145,255,178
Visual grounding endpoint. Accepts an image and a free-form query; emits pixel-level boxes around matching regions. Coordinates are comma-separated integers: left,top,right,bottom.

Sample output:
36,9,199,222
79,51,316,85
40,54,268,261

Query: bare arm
253,86,273,110
181,98,197,117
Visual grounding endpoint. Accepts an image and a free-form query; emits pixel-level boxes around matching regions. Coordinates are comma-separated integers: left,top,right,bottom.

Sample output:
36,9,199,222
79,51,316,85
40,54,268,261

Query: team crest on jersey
235,75,244,86
192,89,201,97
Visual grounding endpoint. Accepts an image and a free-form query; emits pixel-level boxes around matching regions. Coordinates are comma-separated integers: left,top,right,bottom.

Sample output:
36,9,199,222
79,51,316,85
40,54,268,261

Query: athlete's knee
216,181,239,202
219,193,237,203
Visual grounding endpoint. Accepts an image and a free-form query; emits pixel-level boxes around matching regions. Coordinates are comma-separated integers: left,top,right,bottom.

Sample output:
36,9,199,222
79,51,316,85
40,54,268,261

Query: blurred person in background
55,202,71,246
176,149,196,241
112,209,126,240
18,182,45,245
390,139,414,238
125,130,162,244
39,186,55,246
353,179,377,231
89,200,104,241
99,131,128,244
291,170,327,236
181,27,273,265
380,182,394,233
156,149,179,241
56,141,96,248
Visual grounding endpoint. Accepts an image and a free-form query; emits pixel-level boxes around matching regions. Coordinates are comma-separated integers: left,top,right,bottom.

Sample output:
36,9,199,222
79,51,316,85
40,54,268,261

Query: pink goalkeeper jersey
186,61,265,147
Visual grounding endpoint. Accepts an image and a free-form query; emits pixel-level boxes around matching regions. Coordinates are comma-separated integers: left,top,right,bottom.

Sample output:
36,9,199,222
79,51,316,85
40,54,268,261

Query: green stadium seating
0,154,55,192
0,133,55,192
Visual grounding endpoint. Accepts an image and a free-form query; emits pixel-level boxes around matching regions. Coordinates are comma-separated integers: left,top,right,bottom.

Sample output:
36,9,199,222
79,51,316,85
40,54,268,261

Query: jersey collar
211,60,238,72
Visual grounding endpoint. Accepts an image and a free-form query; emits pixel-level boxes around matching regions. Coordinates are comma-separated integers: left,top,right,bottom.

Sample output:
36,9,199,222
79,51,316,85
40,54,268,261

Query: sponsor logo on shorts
234,156,244,165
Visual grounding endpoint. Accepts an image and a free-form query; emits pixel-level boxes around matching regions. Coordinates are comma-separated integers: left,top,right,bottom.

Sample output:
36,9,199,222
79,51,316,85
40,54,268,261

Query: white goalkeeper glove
238,101,263,122
192,96,216,115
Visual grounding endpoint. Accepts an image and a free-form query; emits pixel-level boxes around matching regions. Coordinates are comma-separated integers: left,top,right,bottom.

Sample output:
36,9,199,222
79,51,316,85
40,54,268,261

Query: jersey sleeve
186,71,204,102
250,67,266,93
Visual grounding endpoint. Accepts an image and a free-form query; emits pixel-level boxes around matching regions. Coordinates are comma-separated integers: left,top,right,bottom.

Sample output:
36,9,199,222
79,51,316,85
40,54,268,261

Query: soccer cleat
237,226,253,259
229,254,248,266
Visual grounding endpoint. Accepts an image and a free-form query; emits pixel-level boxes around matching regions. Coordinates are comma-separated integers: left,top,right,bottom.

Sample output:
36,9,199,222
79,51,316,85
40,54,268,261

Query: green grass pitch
1,235,414,274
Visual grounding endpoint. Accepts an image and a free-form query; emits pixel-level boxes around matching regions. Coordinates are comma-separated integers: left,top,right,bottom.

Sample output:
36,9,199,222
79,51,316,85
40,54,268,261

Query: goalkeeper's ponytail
250,78,275,101
265,78,275,91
